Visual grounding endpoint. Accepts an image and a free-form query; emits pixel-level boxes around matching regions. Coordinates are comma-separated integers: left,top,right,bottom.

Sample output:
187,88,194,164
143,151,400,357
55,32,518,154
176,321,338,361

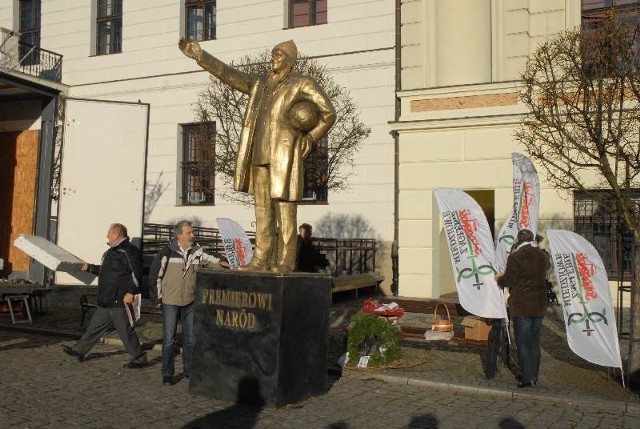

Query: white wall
24,0,396,245
394,0,583,298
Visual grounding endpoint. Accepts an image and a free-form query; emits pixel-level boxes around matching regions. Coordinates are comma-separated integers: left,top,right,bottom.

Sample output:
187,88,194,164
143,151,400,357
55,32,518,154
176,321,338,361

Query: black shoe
62,345,84,362
162,376,174,385
123,361,148,369
517,380,536,388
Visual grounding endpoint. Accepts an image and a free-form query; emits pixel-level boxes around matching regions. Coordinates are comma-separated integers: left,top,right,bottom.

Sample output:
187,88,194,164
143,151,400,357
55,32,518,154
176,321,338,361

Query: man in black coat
497,229,550,388
62,223,147,368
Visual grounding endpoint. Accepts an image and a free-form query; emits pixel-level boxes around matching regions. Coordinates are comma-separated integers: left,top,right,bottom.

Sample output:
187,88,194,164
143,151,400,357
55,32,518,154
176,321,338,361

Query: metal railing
16,41,63,82
313,238,377,275
141,223,378,275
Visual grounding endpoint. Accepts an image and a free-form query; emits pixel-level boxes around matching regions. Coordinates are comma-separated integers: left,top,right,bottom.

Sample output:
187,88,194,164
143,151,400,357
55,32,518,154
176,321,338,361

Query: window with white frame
185,0,217,41
581,0,640,76
289,0,327,28
180,123,216,205
96,0,122,55
18,0,41,65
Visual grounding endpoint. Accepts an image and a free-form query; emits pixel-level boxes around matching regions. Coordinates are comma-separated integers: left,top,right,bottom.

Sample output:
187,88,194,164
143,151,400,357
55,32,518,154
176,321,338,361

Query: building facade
393,0,635,301
0,1,396,289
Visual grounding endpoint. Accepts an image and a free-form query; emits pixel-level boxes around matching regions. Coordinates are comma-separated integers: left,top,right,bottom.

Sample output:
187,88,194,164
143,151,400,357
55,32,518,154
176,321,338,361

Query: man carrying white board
61,223,147,368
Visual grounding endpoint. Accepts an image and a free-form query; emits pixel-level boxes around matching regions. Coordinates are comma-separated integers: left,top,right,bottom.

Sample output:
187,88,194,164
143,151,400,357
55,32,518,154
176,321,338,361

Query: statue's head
272,40,297,73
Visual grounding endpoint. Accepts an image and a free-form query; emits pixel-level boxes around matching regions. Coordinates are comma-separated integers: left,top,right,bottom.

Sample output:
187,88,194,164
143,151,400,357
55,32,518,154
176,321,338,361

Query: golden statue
179,39,336,273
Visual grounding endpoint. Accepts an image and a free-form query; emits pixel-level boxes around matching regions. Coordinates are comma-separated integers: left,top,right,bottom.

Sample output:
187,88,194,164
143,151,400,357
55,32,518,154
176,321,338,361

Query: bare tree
193,50,367,204
515,10,640,385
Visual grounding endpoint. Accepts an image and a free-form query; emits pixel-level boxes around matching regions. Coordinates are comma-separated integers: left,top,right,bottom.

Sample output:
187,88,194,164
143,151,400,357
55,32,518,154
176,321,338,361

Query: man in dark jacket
62,223,147,368
497,229,550,388
296,223,322,273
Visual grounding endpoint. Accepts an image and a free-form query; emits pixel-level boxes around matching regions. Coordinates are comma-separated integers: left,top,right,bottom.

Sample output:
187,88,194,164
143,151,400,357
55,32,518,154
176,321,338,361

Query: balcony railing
1,29,63,83
16,41,63,82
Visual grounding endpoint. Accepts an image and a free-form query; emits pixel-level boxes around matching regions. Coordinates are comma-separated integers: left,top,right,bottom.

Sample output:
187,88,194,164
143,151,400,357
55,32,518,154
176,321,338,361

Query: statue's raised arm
178,38,255,94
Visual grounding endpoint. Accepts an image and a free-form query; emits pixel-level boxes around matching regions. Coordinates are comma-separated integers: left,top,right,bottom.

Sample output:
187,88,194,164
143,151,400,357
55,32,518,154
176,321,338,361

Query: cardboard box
461,316,491,341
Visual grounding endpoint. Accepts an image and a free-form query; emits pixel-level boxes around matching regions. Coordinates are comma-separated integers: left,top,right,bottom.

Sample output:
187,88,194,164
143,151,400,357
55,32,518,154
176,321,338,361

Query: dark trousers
512,316,544,382
74,305,146,364
162,302,194,377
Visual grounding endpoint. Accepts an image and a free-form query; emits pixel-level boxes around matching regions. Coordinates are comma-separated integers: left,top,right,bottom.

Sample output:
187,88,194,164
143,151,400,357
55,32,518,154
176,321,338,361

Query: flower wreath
346,312,402,367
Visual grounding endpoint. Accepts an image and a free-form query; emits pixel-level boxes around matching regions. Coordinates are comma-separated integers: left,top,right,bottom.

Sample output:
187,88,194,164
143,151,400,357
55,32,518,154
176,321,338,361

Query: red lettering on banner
458,209,482,255
235,238,247,265
575,252,598,301
518,181,533,228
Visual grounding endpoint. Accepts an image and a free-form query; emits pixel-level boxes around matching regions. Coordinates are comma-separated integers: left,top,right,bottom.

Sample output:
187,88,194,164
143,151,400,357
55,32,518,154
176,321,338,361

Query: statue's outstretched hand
179,38,203,61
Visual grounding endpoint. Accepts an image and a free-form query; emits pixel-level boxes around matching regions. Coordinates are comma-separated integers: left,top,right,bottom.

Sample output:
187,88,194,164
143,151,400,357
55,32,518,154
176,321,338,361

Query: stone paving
1,295,640,428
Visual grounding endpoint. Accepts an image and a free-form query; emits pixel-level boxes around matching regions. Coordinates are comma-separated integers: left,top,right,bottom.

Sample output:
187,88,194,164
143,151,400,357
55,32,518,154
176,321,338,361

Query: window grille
180,123,216,205
573,190,640,279
301,136,328,203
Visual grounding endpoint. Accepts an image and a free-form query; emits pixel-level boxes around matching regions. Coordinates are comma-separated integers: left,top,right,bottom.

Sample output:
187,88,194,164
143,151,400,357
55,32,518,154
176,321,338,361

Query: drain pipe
390,0,402,296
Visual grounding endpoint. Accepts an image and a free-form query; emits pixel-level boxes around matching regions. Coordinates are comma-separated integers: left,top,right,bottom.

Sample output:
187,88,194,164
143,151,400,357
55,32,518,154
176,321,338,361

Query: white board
13,234,83,272
55,99,149,285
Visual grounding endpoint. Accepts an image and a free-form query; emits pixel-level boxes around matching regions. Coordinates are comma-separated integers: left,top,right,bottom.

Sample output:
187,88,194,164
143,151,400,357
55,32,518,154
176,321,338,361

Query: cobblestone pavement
2,329,640,429
2,295,640,428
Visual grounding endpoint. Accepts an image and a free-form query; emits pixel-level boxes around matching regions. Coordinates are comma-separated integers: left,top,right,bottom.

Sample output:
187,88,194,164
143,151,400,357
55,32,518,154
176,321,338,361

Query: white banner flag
434,188,507,319
547,230,622,369
495,153,541,273
216,218,253,268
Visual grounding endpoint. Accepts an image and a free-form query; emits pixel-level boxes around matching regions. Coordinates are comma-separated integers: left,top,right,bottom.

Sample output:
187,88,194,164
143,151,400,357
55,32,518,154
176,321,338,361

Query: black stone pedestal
189,269,332,408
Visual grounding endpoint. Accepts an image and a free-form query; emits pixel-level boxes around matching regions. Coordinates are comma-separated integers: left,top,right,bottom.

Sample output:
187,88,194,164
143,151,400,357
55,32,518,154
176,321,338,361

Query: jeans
162,303,194,378
512,316,544,382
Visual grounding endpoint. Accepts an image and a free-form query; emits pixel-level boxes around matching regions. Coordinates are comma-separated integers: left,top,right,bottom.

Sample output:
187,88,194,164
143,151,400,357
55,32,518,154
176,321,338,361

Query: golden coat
197,52,336,201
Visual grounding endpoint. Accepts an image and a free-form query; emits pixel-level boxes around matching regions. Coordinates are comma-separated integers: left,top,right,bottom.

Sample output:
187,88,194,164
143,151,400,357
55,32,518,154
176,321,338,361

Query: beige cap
272,40,298,63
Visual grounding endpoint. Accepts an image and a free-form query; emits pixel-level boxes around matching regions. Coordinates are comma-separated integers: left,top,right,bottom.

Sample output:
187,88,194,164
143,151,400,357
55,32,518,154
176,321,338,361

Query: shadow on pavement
182,376,265,429
499,417,525,429
406,413,439,428
0,333,65,351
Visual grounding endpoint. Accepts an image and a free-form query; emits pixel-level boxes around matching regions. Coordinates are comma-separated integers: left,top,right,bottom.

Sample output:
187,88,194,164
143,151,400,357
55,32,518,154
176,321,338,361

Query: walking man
148,220,222,385
62,223,147,368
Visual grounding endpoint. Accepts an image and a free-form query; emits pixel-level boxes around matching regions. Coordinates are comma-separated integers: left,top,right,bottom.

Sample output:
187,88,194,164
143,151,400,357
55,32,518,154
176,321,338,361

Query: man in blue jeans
148,220,222,385
497,229,550,388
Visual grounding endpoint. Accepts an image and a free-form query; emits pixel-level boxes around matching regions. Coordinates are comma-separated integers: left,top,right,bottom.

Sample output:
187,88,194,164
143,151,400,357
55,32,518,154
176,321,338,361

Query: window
574,190,640,279
582,0,640,76
18,0,41,65
180,123,215,205
96,0,122,55
300,136,328,203
185,0,216,41
289,0,327,28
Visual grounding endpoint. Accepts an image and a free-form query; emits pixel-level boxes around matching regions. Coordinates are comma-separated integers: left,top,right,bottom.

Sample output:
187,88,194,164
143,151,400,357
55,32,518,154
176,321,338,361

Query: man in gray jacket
148,220,221,385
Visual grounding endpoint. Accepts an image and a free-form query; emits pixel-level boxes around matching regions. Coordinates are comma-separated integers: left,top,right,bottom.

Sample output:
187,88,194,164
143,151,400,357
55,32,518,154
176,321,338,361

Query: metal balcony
1,28,63,82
